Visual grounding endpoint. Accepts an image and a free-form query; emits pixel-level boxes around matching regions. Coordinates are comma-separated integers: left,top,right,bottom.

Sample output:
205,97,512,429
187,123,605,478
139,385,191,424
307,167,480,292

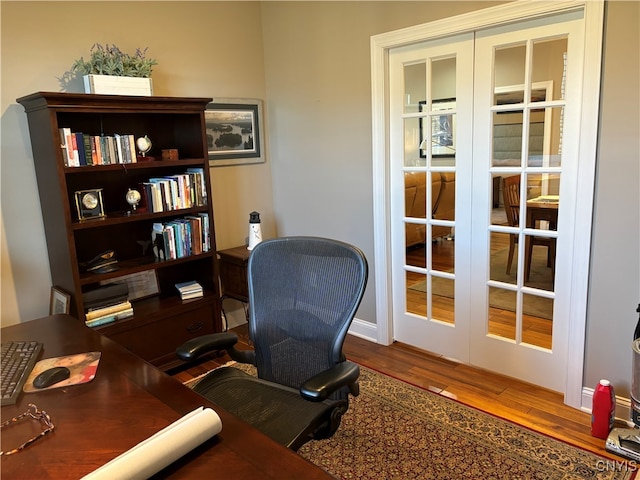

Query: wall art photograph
205,98,265,166
49,286,71,315
419,99,456,158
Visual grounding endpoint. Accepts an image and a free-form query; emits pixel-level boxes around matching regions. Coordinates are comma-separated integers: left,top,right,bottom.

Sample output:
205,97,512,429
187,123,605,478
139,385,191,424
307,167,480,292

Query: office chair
177,236,368,451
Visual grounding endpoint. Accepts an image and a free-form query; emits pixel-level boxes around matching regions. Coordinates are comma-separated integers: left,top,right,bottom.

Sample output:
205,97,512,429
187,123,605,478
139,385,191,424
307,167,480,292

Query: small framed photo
50,286,71,315
205,98,266,166
419,99,456,158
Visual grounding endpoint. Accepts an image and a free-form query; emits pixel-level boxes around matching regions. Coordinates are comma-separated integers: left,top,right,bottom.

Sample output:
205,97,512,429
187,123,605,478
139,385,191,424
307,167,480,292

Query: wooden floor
171,323,626,461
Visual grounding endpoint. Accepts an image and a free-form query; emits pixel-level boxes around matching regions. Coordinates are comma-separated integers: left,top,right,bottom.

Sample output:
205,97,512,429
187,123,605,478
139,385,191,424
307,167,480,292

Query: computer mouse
33,366,71,389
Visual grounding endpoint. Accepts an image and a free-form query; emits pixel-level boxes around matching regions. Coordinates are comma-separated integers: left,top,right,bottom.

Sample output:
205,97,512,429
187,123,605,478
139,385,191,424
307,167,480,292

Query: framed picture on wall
205,98,266,166
49,286,71,315
419,99,456,158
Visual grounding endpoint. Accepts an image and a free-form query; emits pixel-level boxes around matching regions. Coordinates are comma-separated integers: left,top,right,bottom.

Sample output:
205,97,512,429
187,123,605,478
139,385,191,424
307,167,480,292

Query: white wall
584,0,640,396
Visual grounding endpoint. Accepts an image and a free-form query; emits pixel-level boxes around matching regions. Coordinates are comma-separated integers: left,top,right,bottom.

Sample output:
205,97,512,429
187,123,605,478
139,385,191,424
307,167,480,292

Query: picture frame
205,98,266,166
50,286,71,315
99,270,159,301
419,99,456,158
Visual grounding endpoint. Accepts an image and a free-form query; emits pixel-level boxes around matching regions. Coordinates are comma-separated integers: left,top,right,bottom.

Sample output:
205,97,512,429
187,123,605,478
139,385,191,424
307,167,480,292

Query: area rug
185,364,636,480
409,246,554,319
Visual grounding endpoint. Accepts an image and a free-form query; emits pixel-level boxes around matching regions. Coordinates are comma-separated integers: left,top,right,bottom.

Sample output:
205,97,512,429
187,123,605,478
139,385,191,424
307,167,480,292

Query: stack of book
175,281,203,300
85,300,133,327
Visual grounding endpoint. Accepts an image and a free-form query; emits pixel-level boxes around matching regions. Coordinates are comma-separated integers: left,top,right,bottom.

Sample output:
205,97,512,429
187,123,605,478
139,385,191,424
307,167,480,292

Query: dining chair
502,175,555,281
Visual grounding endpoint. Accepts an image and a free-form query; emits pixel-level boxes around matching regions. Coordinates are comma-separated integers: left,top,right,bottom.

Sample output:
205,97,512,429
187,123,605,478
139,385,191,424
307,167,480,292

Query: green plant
72,44,158,78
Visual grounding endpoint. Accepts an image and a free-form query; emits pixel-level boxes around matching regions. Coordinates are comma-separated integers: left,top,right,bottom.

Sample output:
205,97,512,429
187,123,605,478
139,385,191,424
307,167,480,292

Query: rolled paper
82,407,222,479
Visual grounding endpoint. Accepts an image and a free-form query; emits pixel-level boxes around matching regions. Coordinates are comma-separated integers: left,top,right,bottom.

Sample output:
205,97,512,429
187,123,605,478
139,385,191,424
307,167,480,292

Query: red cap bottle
591,379,615,439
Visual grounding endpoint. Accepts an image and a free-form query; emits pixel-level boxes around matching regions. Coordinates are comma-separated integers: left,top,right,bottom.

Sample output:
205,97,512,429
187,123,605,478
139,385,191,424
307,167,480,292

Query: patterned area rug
186,364,636,480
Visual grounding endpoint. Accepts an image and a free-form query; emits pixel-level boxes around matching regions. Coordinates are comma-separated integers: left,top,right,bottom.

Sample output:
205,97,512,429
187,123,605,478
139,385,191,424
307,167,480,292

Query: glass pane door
390,33,474,363
471,11,584,392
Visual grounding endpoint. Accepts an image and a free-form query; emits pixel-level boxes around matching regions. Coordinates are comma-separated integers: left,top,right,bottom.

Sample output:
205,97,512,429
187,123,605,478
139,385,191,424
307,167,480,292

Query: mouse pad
23,352,101,392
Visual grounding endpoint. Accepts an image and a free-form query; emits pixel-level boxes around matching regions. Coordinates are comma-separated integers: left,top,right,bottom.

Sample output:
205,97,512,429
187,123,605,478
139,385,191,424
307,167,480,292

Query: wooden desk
0,315,332,479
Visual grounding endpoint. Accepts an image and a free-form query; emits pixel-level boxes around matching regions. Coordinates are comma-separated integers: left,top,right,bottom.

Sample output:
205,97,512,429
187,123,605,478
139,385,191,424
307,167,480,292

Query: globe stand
125,188,143,216
136,154,156,162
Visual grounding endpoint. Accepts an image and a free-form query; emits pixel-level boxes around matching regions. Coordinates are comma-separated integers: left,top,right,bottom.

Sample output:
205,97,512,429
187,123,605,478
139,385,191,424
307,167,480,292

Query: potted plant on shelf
72,43,158,96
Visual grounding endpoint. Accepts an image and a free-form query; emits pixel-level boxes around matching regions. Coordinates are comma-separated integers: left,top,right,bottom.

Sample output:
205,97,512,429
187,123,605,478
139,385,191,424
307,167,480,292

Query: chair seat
194,366,344,450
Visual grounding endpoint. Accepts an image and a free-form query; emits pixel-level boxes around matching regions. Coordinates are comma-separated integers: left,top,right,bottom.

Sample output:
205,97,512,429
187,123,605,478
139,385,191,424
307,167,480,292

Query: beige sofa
405,172,455,247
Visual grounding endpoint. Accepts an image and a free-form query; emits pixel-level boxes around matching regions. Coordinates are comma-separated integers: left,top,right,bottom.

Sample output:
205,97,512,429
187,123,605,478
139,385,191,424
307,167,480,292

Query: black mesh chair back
248,237,367,398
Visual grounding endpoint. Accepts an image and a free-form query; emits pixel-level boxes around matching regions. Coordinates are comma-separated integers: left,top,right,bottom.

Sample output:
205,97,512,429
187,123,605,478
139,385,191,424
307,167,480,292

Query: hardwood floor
171,323,626,461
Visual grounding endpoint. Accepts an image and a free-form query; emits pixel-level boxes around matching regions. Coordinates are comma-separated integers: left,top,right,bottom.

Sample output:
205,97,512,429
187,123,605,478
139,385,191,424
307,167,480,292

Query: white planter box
83,74,153,96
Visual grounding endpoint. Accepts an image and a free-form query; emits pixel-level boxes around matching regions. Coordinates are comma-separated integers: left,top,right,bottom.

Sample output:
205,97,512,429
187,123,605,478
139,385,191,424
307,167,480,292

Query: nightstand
217,245,251,328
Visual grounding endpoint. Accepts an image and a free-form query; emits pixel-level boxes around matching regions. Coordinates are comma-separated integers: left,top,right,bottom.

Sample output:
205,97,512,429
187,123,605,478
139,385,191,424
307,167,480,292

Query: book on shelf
91,135,101,165
75,132,87,166
85,300,132,321
198,213,210,252
82,134,93,166
175,281,203,300
175,280,202,293
187,168,207,206
58,127,79,167
85,307,134,328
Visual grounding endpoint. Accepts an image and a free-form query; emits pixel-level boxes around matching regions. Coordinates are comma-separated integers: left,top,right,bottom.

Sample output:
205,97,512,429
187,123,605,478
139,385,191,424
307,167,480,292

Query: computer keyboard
1,340,43,406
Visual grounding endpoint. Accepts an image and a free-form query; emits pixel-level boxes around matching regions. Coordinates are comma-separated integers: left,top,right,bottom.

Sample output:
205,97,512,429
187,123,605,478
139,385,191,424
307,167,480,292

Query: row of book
82,284,132,328
59,128,137,167
152,213,210,261
85,300,134,328
141,169,207,213
175,281,203,300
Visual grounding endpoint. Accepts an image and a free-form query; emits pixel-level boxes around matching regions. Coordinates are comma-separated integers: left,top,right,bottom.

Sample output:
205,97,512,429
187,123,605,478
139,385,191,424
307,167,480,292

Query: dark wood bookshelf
17,92,222,370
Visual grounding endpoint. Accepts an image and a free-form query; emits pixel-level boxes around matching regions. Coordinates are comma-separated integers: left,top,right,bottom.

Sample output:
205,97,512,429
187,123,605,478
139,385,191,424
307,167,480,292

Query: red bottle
591,379,615,439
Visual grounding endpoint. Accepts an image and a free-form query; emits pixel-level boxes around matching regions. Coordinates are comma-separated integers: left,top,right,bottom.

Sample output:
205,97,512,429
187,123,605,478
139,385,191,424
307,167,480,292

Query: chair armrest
300,361,360,402
176,332,256,365
176,332,238,360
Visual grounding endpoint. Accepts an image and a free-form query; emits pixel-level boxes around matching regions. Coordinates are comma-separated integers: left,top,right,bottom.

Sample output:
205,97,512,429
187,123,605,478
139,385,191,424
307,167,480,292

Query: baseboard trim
348,317,378,342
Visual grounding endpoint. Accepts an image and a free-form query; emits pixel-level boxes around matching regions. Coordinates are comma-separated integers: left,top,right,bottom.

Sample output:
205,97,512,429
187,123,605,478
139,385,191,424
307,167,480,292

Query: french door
388,10,588,392
389,34,474,362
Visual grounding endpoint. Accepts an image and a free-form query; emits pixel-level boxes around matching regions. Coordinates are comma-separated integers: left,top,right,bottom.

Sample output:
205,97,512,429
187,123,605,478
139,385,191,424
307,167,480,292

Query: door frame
370,0,604,407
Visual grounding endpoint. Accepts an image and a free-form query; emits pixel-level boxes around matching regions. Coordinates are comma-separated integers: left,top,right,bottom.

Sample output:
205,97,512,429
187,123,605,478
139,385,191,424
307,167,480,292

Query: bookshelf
17,92,222,370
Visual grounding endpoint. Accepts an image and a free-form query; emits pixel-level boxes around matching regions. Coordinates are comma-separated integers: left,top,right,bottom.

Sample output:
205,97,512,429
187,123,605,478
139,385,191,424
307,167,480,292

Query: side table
217,245,251,329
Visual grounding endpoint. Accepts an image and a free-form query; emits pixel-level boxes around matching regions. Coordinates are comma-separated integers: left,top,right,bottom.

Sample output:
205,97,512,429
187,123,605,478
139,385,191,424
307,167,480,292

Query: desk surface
1,315,332,479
